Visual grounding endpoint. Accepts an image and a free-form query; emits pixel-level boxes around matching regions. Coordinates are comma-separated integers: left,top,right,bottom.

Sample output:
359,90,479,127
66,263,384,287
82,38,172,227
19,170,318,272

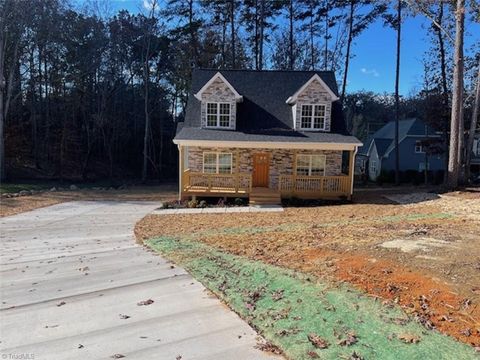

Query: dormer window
300,104,326,130
206,102,231,128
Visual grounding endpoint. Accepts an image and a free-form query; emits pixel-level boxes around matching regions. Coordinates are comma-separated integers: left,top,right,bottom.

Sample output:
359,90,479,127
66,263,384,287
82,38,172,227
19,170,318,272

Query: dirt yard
136,189,480,348
0,184,177,217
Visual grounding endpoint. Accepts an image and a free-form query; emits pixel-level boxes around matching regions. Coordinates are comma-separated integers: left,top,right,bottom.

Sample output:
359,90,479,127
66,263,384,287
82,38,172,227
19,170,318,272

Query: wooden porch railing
183,170,252,193
278,175,350,196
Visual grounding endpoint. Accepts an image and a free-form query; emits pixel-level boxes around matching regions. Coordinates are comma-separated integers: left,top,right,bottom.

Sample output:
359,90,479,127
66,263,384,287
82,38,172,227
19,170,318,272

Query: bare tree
142,0,157,182
466,61,480,180
0,21,5,181
394,0,402,185
447,0,465,188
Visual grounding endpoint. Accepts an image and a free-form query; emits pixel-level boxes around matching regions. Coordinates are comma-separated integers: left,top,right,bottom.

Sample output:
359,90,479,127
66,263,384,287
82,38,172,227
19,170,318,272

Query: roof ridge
193,68,335,74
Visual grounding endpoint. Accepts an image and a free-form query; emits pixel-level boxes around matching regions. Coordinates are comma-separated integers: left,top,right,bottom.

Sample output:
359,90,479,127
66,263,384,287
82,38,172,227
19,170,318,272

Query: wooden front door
252,153,270,187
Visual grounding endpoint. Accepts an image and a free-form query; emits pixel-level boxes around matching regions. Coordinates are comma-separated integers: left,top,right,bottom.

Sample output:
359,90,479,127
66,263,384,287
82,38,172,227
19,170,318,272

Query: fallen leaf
398,333,421,344
78,344,84,349
56,301,66,307
338,332,358,346
349,351,364,360
119,314,130,319
255,342,282,354
307,350,319,358
110,354,125,359
137,299,154,306
271,289,284,301
307,333,329,349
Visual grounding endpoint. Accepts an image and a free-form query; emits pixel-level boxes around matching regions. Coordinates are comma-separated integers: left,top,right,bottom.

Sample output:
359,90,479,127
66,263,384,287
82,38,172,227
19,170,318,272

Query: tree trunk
341,1,354,103
188,0,196,66
465,62,480,181
0,28,5,180
324,0,329,70
142,7,154,183
310,3,315,70
394,0,401,185
447,0,465,189
221,19,226,68
435,2,450,183
254,0,259,70
230,0,236,69
258,0,265,70
289,0,294,70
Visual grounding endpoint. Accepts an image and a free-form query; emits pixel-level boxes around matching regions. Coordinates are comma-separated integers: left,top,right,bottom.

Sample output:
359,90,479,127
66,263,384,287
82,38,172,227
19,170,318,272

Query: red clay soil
322,250,480,347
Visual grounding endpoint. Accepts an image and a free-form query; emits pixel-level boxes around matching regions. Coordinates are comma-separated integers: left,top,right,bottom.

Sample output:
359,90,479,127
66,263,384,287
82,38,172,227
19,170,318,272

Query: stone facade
294,79,332,131
200,78,237,130
186,146,344,189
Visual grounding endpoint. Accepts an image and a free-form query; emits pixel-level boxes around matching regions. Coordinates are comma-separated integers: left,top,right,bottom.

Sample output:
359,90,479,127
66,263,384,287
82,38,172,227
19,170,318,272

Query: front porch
178,145,357,202
181,170,351,199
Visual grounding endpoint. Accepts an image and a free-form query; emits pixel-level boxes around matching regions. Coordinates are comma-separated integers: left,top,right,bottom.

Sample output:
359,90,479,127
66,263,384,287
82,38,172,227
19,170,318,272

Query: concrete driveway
0,201,279,359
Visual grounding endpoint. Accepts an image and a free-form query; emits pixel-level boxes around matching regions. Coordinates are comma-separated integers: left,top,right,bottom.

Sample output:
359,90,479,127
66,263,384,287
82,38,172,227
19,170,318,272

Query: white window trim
202,152,233,174
370,160,377,174
296,154,326,176
299,104,327,131
205,102,231,129
415,140,425,153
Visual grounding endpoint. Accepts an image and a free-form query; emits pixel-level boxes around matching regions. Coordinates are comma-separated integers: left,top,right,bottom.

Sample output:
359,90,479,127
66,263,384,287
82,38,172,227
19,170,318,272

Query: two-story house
173,69,362,204
358,118,445,181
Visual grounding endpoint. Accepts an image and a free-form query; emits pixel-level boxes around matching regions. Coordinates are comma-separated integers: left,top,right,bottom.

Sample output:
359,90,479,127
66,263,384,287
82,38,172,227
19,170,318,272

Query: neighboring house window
206,102,231,128
203,152,232,174
476,140,480,156
370,160,377,174
415,140,425,153
300,104,326,130
296,154,326,176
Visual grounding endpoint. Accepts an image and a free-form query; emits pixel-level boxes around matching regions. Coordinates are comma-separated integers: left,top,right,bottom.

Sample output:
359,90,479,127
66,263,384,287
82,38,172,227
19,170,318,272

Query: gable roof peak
286,73,339,104
193,71,243,102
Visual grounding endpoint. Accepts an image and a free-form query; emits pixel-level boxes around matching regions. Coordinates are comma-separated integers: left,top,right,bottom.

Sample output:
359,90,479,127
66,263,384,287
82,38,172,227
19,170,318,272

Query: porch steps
249,187,282,206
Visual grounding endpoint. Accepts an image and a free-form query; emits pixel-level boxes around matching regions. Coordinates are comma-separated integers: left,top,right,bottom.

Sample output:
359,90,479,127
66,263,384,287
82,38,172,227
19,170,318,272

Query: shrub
234,197,245,206
161,201,171,209
199,200,208,208
187,199,198,208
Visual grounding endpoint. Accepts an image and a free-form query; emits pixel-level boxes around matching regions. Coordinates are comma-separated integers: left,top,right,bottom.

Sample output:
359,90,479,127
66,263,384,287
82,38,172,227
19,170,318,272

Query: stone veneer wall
295,79,333,131
186,147,343,189
200,78,237,130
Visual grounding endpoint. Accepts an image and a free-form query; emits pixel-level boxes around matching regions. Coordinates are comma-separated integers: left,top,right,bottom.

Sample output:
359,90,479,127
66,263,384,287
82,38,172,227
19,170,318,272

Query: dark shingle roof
175,127,360,144
176,69,360,144
358,118,440,156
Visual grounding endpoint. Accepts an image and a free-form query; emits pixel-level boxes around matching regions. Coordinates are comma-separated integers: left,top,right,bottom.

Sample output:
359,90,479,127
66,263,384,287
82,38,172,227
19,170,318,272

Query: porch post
178,145,185,201
235,149,240,192
292,149,298,196
348,148,357,200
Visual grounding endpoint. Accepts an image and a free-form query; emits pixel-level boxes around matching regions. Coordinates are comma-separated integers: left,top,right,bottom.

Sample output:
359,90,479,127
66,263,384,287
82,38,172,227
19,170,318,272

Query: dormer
194,72,243,130
286,74,339,132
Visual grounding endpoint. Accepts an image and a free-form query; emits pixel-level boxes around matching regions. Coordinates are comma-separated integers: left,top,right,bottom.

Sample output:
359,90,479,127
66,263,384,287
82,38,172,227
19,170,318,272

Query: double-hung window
300,104,326,130
206,102,231,128
370,160,377,174
415,140,425,153
203,152,232,174
296,154,326,176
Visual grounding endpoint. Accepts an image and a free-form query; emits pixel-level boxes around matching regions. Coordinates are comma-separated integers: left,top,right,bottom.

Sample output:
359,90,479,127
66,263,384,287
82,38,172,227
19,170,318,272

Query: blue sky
81,0,479,96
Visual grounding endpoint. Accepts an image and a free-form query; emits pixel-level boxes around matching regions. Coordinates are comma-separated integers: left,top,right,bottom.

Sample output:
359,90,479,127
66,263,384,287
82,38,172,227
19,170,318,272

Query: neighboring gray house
470,132,480,175
358,118,445,181
173,69,362,204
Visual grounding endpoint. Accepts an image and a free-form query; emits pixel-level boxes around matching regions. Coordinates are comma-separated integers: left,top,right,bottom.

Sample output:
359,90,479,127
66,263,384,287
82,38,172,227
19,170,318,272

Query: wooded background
0,0,478,183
